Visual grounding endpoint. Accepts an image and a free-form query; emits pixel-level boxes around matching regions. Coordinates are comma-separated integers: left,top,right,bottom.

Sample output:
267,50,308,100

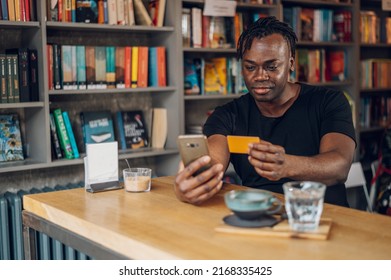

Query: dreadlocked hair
237,16,298,60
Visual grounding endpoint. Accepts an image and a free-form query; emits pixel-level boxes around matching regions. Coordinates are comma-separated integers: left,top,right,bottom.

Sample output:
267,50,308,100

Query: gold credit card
227,135,261,154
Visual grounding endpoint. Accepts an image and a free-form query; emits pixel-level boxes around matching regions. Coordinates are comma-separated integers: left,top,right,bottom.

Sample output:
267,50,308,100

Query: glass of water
283,181,326,232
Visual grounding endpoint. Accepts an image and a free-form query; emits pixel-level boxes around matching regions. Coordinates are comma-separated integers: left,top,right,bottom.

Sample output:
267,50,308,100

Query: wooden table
22,176,391,259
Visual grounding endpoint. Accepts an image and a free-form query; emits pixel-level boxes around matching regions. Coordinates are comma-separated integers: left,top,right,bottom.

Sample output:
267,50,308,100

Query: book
47,45,54,90
115,46,125,88
10,54,20,102
53,108,74,159
148,46,166,87
61,45,74,90
131,46,138,88
49,113,63,159
133,0,152,26
204,57,227,95
76,45,87,89
184,58,200,95
62,111,80,158
124,46,132,88
5,55,14,102
106,46,116,88
76,0,98,23
0,53,7,103
120,110,148,149
182,8,191,47
137,46,148,87
151,108,167,148
191,7,202,48
28,49,39,101
116,0,125,25
52,44,62,90
80,110,115,145
95,46,107,89
107,0,117,24
85,45,96,89
115,111,126,149
0,114,24,162
125,0,135,26
6,48,30,102
147,0,165,27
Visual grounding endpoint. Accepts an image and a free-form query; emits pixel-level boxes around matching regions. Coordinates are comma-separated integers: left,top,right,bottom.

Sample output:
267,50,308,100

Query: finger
185,171,224,204
183,155,212,177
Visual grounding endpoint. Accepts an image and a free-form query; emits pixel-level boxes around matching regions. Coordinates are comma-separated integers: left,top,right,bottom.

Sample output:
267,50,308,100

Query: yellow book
204,57,227,95
131,46,139,88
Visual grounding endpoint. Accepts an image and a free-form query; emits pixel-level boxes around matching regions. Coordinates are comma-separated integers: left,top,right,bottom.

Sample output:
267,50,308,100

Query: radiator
0,183,91,260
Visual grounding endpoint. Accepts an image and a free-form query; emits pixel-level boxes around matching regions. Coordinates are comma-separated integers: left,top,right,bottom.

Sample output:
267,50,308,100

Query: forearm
284,152,352,186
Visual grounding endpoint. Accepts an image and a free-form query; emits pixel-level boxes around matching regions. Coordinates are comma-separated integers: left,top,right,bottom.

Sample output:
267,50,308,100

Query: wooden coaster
215,218,332,240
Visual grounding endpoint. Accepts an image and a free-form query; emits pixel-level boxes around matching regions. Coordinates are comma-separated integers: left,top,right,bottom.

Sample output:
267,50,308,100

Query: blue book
116,111,127,150
0,114,24,162
148,47,158,87
76,45,86,89
1,0,8,20
62,111,80,159
80,111,115,145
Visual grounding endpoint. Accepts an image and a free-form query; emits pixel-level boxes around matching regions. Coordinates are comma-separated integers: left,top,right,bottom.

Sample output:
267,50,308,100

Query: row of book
360,59,391,89
360,96,391,129
47,0,166,27
50,107,167,160
0,0,36,21
0,48,39,103
0,113,24,162
283,7,352,43
47,44,166,90
290,49,348,84
182,8,267,49
184,57,247,96
360,11,391,44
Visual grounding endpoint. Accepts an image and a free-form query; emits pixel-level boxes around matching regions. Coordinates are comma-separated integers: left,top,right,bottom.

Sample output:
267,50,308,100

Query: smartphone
177,134,211,175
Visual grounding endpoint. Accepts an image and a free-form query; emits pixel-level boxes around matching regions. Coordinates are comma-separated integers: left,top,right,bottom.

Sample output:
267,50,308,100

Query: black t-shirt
203,83,356,207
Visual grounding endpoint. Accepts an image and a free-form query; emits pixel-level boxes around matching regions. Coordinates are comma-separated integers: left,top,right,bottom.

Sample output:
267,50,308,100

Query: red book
137,46,148,88
157,47,166,87
124,46,132,88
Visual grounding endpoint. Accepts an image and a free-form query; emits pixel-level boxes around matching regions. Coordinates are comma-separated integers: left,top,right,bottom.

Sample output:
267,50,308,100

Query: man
174,16,356,207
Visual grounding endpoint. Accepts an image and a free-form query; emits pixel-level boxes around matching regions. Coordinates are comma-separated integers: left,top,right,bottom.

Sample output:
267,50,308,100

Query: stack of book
0,0,37,21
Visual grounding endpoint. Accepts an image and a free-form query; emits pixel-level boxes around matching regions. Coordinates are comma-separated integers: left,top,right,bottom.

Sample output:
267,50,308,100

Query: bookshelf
181,0,281,133
358,0,391,169
0,1,182,190
1,0,390,190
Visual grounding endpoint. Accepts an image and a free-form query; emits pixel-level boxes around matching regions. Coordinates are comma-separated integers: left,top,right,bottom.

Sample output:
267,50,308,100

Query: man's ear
289,57,295,72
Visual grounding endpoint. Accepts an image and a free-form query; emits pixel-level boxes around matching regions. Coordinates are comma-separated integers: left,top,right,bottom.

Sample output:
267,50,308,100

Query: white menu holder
84,141,121,193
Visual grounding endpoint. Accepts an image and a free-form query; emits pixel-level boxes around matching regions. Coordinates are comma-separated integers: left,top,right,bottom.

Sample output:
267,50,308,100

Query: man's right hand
174,155,224,205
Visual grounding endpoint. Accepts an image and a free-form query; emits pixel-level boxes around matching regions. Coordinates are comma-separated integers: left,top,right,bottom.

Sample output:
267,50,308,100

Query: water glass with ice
283,181,326,232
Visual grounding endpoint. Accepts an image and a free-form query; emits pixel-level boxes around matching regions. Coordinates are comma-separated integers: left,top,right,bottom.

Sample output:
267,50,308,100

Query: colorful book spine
106,46,116,88
137,46,148,87
131,46,138,88
157,46,166,86
53,44,62,90
49,113,63,159
1,0,9,20
61,45,73,90
116,111,127,150
6,55,14,102
6,48,29,102
71,45,77,89
62,111,80,159
85,45,96,89
148,47,158,87
76,45,86,89
0,53,7,103
10,54,20,102
124,46,131,88
53,108,74,159
95,46,107,89
115,46,125,88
